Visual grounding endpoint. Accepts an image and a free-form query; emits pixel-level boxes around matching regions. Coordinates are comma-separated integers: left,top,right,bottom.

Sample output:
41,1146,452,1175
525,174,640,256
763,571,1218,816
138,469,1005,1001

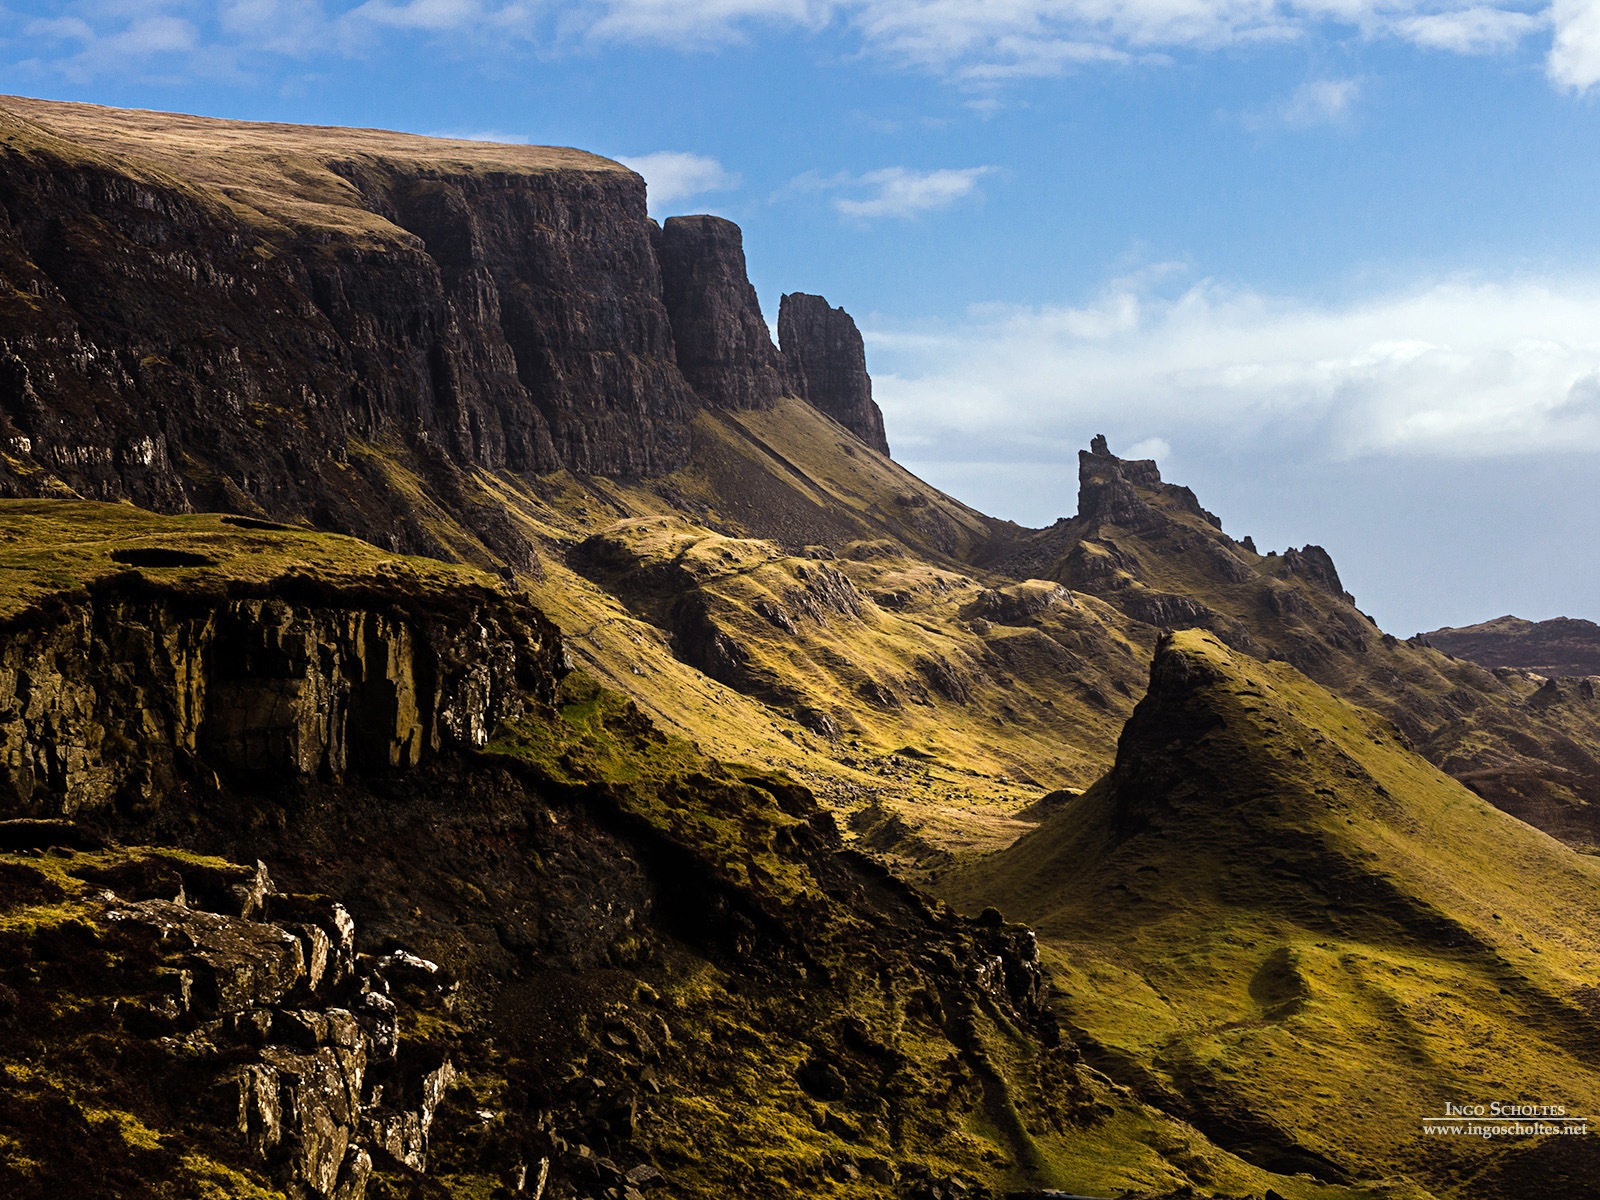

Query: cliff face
0,501,565,820
777,291,890,454
0,100,698,508
0,98,899,566
655,215,785,411
0,581,558,818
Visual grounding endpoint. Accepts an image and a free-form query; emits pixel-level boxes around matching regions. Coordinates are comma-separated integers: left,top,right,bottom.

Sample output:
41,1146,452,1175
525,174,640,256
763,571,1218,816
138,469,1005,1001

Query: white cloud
348,0,489,32
1549,0,1600,90
617,151,741,215
587,0,829,45
867,270,1600,468
796,165,993,219
1247,76,1361,128
1125,435,1172,460
577,0,1559,80
1395,6,1544,54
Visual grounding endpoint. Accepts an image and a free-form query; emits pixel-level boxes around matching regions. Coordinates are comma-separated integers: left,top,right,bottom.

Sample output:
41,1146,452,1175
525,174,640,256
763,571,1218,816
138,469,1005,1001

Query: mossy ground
0,499,508,625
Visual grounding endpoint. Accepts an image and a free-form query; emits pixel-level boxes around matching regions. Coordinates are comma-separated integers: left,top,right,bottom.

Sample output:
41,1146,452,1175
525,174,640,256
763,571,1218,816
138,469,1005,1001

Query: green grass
946,630,1600,1198
0,498,508,624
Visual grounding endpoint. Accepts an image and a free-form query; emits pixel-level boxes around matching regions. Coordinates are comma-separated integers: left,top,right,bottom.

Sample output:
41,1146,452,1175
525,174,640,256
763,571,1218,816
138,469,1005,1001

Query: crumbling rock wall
11,849,458,1200
0,578,563,816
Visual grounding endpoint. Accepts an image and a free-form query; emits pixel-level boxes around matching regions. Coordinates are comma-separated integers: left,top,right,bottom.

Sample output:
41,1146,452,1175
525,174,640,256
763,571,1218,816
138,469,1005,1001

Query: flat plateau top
0,94,623,176
0,94,631,242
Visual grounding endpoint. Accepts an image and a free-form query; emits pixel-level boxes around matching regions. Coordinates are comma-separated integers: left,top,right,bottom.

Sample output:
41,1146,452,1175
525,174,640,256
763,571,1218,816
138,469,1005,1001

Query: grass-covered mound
948,630,1600,1200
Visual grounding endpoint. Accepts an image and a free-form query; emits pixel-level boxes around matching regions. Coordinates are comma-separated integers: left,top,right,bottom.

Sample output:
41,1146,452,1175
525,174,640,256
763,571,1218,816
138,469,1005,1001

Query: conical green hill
948,629,1600,1200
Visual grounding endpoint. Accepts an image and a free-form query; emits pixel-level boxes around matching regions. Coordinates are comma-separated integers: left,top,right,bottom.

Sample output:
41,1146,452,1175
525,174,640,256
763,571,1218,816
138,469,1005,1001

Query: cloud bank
868,271,1600,472
775,164,994,219
7,0,1586,90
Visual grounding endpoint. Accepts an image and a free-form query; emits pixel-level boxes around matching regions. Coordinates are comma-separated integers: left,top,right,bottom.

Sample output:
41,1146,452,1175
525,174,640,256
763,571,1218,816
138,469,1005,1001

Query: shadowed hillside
0,504,1384,1200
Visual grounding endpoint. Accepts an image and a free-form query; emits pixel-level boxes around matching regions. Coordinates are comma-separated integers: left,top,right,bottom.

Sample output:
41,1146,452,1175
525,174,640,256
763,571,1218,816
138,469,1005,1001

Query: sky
3,0,1600,634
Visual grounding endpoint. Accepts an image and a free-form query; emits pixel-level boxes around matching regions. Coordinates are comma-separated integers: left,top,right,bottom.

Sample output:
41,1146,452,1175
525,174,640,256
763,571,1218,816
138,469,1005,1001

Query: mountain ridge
1420,615,1600,680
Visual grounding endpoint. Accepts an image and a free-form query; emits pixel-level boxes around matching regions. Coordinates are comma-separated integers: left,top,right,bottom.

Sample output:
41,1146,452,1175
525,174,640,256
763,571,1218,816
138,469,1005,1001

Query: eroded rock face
0,580,563,816
777,292,890,454
1078,436,1221,531
1420,615,1600,679
90,860,455,1200
0,106,702,524
653,215,785,411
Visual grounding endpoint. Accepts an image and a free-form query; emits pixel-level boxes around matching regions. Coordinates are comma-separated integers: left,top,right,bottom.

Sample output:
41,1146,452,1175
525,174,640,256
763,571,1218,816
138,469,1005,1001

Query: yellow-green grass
0,498,508,623
947,630,1600,1197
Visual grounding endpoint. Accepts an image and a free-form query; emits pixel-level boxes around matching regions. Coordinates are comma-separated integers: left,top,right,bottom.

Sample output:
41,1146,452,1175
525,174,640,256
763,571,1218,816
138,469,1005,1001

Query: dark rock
1077,439,1221,530
1422,615,1600,679
796,1056,848,1101
1280,545,1351,602
625,1164,665,1189
777,292,890,454
0,819,105,851
654,215,784,411
0,578,563,818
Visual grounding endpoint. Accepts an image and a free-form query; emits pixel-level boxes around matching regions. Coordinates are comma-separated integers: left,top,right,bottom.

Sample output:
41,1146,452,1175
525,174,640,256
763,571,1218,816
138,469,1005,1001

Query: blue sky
4,0,1600,634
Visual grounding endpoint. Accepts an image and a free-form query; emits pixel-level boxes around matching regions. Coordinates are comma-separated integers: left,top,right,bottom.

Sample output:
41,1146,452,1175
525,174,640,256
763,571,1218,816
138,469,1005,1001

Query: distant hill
1421,615,1600,678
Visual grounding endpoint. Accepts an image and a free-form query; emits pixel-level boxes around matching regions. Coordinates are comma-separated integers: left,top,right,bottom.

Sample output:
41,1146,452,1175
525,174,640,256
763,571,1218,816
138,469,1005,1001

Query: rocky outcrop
2,847,457,1200
1280,545,1351,602
1078,435,1220,530
777,292,890,454
654,215,785,411
0,575,563,816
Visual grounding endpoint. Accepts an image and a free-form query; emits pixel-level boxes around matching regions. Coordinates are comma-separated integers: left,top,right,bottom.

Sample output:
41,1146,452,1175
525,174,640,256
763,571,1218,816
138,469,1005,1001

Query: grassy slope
444,401,1153,869
0,499,507,623
947,630,1600,1199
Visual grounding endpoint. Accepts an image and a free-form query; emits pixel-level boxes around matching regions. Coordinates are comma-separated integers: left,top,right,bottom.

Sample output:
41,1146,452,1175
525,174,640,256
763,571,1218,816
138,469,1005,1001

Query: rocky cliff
654,215,786,411
0,97,891,572
0,501,564,820
778,292,890,454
